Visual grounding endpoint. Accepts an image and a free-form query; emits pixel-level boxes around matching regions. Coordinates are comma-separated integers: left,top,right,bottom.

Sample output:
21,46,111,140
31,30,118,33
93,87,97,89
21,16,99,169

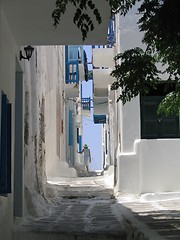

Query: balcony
92,48,115,69
93,96,108,115
65,83,79,99
93,95,108,124
81,97,91,117
65,46,88,84
2,0,111,45
93,69,114,89
81,98,91,111
66,60,79,84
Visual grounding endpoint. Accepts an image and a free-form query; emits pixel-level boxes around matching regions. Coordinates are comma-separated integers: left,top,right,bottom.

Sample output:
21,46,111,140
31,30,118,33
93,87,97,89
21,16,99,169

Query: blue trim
66,60,79,84
65,46,82,84
6,103,11,193
0,92,11,194
93,115,106,124
68,46,79,61
79,135,82,152
68,110,73,146
65,46,69,81
82,97,91,110
105,130,108,154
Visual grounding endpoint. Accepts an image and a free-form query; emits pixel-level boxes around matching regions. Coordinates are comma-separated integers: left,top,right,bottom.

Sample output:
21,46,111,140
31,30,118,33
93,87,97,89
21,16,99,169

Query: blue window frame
0,92,11,194
79,135,82,152
65,46,80,84
66,60,79,83
69,110,73,146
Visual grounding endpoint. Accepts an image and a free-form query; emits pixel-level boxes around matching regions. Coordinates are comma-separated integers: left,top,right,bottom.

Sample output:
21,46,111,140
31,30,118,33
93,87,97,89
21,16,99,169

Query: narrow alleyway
13,175,127,240
12,174,180,240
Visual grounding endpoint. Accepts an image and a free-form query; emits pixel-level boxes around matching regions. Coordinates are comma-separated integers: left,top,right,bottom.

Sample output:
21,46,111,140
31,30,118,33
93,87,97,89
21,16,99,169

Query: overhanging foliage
52,0,140,41
110,0,180,115
111,48,160,104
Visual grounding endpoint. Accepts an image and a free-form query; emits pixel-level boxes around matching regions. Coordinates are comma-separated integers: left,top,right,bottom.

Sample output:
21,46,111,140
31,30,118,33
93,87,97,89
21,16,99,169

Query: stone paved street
13,176,127,240
13,176,180,240
117,193,180,240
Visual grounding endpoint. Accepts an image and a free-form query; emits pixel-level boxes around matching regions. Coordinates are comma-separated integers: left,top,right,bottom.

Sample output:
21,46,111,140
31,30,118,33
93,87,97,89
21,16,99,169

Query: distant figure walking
78,144,91,171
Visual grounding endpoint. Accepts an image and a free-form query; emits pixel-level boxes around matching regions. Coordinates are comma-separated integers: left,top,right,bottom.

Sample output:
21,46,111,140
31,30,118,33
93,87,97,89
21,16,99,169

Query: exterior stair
12,176,126,240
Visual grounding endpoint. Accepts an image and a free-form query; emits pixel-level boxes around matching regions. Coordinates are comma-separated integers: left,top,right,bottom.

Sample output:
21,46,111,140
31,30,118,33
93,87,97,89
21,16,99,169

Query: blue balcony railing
65,46,88,84
92,17,116,49
81,97,91,111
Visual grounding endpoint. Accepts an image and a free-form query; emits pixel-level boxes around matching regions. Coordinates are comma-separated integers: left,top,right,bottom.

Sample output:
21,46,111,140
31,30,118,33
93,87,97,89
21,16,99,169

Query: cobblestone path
13,176,126,240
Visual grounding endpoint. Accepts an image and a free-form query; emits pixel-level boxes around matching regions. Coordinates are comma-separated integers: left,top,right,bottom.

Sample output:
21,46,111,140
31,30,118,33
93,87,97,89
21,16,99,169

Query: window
140,83,180,139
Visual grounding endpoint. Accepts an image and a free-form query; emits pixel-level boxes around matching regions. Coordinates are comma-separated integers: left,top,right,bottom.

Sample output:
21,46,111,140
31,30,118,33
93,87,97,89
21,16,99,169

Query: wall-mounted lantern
20,45,34,61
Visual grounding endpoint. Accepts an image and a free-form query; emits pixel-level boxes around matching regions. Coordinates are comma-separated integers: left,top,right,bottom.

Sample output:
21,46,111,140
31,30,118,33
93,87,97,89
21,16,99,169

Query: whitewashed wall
116,139,180,194
0,4,19,239
114,3,180,194
24,46,77,185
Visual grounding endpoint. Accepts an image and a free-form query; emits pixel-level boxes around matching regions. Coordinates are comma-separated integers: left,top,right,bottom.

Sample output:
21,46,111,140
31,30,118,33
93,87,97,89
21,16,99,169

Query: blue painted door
0,92,11,194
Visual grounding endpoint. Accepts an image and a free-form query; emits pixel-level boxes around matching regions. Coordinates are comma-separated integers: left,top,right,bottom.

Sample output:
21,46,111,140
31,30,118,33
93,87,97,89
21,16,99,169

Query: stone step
13,232,126,240
46,184,114,200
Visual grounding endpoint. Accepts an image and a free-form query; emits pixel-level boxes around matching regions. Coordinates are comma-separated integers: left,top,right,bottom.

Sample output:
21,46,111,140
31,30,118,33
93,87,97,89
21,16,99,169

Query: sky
81,46,103,171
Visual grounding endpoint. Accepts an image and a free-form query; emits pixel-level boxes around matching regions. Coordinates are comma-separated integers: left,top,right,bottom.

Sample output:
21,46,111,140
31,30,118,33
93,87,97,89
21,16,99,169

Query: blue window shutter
77,128,79,143
6,103,11,193
69,110,73,146
0,93,7,193
105,130,108,154
65,46,68,82
66,60,79,84
0,93,11,194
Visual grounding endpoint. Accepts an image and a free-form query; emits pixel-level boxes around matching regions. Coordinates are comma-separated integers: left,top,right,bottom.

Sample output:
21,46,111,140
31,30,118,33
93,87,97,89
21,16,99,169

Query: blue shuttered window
0,92,12,194
65,46,80,84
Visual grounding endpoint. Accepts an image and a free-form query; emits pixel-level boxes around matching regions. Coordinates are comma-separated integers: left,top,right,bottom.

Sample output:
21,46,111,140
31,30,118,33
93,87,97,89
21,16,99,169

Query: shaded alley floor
13,175,180,240
13,175,127,240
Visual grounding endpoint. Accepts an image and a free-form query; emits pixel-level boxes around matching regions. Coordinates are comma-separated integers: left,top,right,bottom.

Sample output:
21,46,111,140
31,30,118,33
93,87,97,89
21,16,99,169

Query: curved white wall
116,139,180,194
140,139,180,193
121,96,141,152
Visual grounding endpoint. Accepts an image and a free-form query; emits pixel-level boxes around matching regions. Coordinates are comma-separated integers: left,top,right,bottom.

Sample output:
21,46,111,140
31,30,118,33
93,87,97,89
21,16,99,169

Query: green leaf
111,47,160,104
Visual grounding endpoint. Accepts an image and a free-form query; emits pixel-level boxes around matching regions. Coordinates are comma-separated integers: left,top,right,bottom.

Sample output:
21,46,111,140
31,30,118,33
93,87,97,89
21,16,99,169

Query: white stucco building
1,1,180,239
0,1,111,239
114,5,180,195
94,5,180,195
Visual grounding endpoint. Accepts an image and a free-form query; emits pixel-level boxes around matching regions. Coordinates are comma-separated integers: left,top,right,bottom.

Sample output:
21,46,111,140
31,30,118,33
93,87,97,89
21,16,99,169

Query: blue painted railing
81,97,91,111
65,46,86,84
